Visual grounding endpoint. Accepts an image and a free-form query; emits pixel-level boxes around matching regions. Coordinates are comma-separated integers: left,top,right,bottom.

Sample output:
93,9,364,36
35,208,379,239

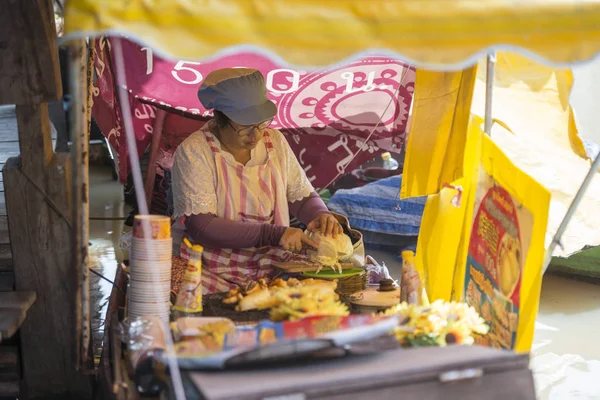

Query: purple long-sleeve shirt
184,191,329,249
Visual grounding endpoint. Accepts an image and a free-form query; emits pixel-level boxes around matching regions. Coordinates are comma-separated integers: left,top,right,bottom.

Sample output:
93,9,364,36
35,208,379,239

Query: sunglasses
229,119,273,137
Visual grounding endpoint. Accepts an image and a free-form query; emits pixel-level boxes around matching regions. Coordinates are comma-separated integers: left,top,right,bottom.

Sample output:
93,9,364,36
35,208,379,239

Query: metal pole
484,53,496,136
543,151,600,272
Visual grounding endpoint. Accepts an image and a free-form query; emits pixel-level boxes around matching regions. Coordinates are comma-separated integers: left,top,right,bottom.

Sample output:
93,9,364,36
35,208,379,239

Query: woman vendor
171,68,343,293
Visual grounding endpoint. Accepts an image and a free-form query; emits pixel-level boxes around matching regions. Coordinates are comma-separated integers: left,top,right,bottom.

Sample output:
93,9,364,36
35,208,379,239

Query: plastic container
381,152,399,170
400,251,429,306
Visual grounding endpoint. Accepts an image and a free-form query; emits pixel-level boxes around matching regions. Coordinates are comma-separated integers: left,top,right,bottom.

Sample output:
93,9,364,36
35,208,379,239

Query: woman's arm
288,191,330,225
185,213,287,249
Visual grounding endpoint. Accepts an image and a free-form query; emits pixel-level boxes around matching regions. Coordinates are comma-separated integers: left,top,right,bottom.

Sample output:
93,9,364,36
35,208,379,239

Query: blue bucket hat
197,68,277,125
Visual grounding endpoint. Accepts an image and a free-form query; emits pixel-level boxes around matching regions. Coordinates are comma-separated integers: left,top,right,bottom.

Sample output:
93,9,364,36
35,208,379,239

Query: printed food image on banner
465,168,534,350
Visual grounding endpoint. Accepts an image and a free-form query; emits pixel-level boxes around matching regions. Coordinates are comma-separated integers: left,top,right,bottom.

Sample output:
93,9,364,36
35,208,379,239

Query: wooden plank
0,292,36,310
0,346,18,369
0,153,19,164
0,107,19,146
0,380,19,397
0,217,9,245
0,371,19,383
0,0,61,105
0,308,26,339
4,157,92,396
0,272,13,292
15,105,54,187
0,144,20,153
0,245,12,272
69,39,92,371
0,197,6,217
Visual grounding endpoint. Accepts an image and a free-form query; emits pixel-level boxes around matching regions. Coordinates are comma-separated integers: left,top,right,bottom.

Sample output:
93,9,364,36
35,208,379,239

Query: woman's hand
307,213,343,237
279,227,319,252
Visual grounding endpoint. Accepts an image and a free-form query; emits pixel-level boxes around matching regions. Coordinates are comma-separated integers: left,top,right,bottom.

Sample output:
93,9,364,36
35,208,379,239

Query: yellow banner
417,116,550,352
416,114,483,303
457,119,550,352
401,66,477,198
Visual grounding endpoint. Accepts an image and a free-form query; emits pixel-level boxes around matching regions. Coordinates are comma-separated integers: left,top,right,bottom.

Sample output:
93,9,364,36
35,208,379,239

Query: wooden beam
0,0,62,105
0,272,13,292
4,156,90,396
144,109,167,207
68,38,92,372
0,291,36,310
0,291,35,341
0,217,10,245
14,104,55,188
0,245,12,272
0,346,18,369
0,381,19,397
0,309,26,340
1,0,91,396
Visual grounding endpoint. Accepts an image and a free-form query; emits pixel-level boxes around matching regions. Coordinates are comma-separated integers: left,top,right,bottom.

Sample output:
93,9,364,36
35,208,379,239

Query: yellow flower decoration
384,300,489,347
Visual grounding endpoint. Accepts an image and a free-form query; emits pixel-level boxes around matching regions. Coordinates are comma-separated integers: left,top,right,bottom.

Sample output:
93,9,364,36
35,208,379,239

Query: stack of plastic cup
128,215,172,320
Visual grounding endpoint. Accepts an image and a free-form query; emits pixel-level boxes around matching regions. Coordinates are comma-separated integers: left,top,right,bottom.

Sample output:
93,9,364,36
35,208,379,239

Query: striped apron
179,130,293,294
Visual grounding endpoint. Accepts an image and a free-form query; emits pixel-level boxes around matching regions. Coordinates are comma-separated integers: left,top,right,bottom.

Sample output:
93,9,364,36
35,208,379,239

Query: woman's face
220,118,270,151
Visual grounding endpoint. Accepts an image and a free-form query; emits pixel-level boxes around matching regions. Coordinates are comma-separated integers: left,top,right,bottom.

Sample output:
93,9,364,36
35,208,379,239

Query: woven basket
302,271,368,306
336,271,368,296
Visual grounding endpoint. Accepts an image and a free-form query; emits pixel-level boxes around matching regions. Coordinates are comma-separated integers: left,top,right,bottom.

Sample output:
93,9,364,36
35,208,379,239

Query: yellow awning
65,0,600,69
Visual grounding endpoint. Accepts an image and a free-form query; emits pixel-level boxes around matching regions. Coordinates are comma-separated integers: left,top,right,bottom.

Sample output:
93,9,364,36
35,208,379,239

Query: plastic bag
363,255,394,285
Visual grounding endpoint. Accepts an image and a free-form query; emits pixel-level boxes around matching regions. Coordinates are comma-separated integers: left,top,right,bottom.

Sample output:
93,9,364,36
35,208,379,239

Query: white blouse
171,125,315,219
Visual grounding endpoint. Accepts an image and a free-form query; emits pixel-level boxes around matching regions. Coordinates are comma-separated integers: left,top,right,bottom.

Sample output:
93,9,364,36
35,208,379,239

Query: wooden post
144,109,167,207
69,38,93,373
0,0,92,397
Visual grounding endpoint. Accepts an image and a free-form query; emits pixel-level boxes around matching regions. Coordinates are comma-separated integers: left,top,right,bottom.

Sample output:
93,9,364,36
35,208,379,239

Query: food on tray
221,277,342,318
497,234,521,297
176,317,236,338
305,231,354,273
269,286,349,322
222,279,275,311
237,287,278,312
173,317,236,349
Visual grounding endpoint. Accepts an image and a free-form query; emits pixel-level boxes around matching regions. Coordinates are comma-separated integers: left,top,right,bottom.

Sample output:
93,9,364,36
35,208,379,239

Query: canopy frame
481,51,599,273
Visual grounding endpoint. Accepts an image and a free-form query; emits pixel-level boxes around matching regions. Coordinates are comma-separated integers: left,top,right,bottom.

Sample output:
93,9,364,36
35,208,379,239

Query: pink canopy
92,37,415,189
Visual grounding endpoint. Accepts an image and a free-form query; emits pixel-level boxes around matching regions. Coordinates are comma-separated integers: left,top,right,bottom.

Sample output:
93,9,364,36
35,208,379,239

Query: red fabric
92,37,415,189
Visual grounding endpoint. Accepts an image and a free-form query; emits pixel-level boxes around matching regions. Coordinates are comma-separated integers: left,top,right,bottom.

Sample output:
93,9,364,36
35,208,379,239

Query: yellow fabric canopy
65,0,600,69
401,67,478,198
